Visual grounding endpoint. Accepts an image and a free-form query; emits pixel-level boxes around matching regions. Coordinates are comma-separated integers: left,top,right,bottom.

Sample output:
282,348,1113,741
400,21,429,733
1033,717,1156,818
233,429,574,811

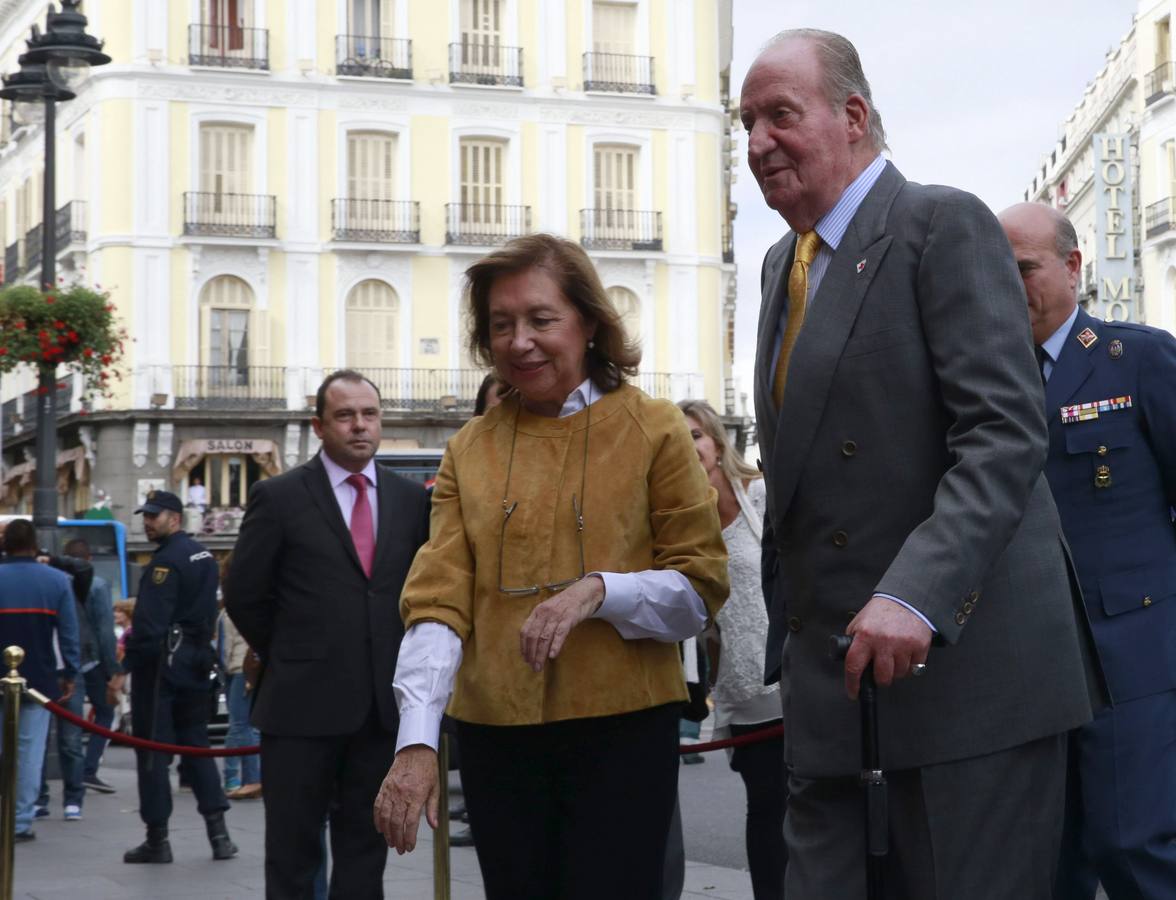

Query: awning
172,438,282,482
0,446,88,501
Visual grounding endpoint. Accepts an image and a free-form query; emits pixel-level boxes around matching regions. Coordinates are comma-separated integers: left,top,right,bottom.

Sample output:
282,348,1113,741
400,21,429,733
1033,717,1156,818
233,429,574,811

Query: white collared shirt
319,450,379,538
393,379,709,753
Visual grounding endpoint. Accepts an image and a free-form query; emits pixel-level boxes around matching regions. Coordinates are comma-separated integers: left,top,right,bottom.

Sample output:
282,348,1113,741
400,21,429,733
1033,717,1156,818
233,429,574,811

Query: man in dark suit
1000,202,1176,900
743,30,1104,898
225,369,430,899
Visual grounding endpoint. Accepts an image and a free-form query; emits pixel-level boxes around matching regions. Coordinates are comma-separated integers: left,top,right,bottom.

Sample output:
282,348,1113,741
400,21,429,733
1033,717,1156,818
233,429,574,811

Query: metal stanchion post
433,734,451,900
1,646,28,900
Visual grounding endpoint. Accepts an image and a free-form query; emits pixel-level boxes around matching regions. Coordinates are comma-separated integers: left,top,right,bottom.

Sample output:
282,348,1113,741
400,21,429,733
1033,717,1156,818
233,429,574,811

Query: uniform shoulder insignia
189,550,212,563
152,566,170,585
1076,327,1098,349
1109,339,1123,359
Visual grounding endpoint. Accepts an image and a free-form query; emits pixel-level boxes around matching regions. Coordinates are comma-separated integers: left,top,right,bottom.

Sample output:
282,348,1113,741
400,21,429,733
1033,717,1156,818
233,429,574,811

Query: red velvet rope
34,690,783,758
38,696,261,757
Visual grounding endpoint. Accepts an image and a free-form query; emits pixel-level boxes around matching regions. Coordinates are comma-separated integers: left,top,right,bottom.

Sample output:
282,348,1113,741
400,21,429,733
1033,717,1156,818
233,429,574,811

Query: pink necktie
346,473,374,578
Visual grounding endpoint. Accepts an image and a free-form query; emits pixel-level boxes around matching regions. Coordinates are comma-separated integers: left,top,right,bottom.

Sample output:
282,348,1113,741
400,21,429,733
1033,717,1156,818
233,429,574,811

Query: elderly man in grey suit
743,29,1105,900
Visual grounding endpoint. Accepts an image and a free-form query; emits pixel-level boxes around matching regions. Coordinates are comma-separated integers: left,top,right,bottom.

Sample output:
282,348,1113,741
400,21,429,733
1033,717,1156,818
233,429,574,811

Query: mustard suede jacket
400,383,730,726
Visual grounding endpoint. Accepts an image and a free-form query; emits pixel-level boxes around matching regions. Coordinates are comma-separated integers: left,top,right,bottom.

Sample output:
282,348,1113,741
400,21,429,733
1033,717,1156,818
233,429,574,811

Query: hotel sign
1094,133,1134,321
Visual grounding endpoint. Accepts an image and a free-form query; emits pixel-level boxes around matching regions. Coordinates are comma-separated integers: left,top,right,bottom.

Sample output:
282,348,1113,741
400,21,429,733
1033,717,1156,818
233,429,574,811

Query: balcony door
199,124,253,228
345,279,400,370
594,144,637,237
200,275,254,391
350,0,396,38
460,0,502,68
347,132,397,233
204,0,251,52
460,138,505,227
592,1,635,54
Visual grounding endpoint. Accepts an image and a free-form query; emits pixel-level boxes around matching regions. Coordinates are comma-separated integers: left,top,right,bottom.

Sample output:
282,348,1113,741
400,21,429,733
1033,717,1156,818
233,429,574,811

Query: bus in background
376,449,444,490
0,516,134,600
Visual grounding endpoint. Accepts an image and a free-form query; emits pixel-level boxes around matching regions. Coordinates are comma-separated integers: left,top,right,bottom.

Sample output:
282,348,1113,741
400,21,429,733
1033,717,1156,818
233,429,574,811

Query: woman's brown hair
464,233,641,392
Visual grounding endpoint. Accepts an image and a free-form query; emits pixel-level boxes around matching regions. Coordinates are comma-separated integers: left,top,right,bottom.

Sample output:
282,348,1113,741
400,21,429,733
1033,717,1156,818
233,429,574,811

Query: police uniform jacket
1043,307,1176,702
124,530,219,691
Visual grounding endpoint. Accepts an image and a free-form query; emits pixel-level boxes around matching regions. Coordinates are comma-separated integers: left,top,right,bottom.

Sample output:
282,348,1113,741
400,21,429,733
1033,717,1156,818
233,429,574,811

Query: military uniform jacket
1043,307,1176,702
124,530,219,691
753,162,1104,777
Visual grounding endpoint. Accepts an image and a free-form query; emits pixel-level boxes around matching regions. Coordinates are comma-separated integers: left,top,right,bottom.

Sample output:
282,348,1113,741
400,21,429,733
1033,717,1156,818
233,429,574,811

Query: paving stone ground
12,745,756,899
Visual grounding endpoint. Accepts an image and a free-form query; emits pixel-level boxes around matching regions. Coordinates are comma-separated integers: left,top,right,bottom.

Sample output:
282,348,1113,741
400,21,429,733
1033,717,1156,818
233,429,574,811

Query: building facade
0,0,738,551
1022,0,1176,338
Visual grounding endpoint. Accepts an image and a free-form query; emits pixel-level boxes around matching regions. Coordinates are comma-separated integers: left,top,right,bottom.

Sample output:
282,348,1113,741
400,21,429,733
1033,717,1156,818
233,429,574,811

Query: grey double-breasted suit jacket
754,162,1104,777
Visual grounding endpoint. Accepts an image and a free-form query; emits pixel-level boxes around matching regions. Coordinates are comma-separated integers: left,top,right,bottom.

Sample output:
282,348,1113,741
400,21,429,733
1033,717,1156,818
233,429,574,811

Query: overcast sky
729,0,1139,409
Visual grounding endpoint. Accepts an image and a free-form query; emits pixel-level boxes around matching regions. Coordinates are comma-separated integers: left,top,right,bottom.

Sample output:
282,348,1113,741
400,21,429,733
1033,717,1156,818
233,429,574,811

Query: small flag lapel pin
856,259,867,274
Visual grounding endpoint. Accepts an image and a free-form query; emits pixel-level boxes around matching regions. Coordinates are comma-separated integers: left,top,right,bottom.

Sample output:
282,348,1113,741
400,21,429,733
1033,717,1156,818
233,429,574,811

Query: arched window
607,286,641,342
200,275,255,386
346,279,400,370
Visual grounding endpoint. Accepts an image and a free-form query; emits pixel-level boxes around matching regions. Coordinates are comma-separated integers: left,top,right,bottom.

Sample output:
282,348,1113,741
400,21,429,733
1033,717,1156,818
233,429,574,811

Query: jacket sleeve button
841,440,857,457
955,612,967,626
1143,596,1153,607
832,530,849,547
788,616,803,632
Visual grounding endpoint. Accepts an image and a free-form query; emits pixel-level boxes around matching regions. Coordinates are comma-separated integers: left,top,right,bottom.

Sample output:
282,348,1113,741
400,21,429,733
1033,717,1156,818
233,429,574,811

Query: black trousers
260,703,396,900
130,668,227,827
730,720,788,900
457,703,680,900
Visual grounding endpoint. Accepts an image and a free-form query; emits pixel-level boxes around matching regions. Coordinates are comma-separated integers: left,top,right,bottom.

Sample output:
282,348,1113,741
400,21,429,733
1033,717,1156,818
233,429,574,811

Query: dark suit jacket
224,453,430,736
1043,307,1176,703
753,162,1104,777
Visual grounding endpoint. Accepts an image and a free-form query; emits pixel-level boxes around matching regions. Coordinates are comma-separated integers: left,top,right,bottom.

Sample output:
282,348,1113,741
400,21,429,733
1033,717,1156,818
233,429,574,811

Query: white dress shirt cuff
591,570,709,641
875,593,938,634
393,621,463,754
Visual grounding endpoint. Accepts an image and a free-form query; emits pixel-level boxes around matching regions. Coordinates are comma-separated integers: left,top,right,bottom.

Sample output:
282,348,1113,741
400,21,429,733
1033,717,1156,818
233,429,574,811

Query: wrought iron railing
449,42,523,87
55,200,86,248
580,209,663,251
360,368,489,413
722,222,734,263
583,52,655,94
188,24,269,70
1146,63,1175,104
3,241,19,284
636,371,703,401
445,203,532,245
172,365,287,410
332,199,420,243
24,223,43,277
335,35,412,79
21,378,73,420
183,192,277,239
1145,197,1175,238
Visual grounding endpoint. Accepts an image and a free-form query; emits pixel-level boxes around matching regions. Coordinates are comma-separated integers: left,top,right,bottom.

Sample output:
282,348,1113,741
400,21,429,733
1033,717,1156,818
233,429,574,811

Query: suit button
788,616,802,632
955,612,967,626
832,530,849,547
963,601,974,614
1143,596,1153,607
841,440,857,458
1097,445,1108,457
969,591,979,602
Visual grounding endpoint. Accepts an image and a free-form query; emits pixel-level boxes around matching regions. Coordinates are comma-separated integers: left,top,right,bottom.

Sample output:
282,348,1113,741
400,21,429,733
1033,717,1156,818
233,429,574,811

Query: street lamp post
0,1,108,528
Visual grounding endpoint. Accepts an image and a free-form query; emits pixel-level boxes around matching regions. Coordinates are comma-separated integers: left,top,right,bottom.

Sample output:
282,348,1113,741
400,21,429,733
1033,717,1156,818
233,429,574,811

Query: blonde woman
679,399,786,900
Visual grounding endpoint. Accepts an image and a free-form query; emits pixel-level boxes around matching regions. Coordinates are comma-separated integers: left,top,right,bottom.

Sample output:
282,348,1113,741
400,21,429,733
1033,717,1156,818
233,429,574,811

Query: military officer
123,490,237,864
1000,203,1176,900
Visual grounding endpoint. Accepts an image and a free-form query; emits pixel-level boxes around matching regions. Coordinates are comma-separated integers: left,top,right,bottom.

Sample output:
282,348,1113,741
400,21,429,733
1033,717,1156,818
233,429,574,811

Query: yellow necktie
772,230,822,409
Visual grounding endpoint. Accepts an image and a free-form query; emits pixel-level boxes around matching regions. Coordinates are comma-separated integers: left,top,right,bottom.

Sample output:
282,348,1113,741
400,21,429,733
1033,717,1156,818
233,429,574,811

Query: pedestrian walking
216,575,261,800
374,233,729,899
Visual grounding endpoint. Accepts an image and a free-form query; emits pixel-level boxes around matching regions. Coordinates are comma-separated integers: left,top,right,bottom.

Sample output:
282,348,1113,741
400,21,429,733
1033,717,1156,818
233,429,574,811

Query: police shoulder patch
152,566,170,585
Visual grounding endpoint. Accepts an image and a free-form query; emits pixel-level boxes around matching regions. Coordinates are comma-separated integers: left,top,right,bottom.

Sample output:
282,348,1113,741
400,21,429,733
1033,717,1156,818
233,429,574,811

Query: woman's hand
518,575,605,672
373,745,440,854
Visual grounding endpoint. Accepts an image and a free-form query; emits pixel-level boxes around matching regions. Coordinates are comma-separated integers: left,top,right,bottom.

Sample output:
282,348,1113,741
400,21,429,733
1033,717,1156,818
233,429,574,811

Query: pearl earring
587,340,595,349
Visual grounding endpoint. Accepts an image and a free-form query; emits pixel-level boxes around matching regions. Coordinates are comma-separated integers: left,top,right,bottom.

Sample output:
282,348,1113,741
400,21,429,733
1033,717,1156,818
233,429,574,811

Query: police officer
1000,203,1176,900
123,490,237,864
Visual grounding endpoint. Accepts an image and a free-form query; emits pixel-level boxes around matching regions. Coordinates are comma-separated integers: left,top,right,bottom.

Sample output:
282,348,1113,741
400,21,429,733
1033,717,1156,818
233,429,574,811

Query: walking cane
829,635,886,900
1,646,27,900
433,733,451,900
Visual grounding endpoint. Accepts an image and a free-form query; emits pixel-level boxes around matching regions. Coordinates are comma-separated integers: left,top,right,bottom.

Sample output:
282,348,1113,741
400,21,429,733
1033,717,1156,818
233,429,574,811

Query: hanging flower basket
0,283,126,402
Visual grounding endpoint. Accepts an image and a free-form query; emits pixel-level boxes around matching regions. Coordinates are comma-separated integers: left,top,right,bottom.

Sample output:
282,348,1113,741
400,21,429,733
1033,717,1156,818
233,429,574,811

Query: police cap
134,490,183,515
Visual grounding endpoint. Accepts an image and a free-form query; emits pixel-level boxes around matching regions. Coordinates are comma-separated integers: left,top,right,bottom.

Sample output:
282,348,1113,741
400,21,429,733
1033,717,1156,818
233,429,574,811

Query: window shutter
346,280,399,370
592,2,635,55
460,138,505,223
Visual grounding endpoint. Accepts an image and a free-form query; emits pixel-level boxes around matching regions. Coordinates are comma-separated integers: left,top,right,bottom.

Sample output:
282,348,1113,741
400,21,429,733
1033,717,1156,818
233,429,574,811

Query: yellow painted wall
318,253,337,363
267,109,288,234
411,116,450,246
566,125,585,237
651,129,668,248
693,0,719,104
520,0,539,86
319,109,337,241
696,264,721,404
97,100,134,235
409,0,450,84
694,133,719,256
412,256,452,366
650,0,669,98
92,247,133,368
169,0,189,65
267,0,288,71
99,2,134,64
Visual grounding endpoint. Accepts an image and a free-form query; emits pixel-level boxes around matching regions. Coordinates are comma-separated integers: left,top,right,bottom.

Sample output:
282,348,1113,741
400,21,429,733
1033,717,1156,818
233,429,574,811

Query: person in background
60,537,124,797
188,477,208,511
217,554,262,800
374,233,728,898
680,399,785,900
999,202,1176,900
0,519,80,842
